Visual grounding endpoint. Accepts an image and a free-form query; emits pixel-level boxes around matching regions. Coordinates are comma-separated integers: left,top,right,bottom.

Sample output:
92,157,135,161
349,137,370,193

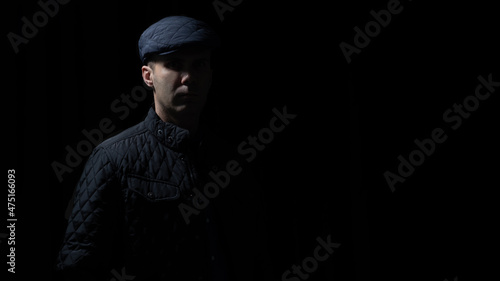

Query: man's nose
180,69,195,85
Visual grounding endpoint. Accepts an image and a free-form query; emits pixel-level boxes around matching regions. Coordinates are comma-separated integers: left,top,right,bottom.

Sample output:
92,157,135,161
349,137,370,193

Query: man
57,16,270,281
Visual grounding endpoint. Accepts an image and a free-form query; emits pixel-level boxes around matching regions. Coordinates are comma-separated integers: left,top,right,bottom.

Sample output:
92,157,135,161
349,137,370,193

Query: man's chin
174,103,205,114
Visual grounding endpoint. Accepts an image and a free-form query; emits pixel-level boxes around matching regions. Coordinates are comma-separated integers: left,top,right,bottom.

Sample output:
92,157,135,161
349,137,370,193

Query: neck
155,105,200,135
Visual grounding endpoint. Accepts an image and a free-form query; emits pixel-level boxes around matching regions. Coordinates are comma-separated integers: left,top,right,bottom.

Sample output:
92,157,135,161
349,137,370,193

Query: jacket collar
145,107,193,151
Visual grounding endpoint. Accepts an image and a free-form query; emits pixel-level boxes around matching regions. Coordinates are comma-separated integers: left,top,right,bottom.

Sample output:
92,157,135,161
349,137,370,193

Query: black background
3,0,499,280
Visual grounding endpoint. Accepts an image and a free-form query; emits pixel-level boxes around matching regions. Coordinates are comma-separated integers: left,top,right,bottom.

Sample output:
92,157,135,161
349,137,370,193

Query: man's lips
176,92,199,102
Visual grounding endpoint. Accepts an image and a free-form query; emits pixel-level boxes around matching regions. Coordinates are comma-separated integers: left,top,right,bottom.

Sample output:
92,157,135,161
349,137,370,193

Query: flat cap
138,16,220,64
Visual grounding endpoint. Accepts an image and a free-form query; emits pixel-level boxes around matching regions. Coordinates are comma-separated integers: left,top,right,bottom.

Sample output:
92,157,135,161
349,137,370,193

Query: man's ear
141,65,154,89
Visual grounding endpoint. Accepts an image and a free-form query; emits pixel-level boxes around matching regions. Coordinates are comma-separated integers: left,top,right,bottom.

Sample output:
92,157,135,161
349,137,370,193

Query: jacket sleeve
56,147,122,281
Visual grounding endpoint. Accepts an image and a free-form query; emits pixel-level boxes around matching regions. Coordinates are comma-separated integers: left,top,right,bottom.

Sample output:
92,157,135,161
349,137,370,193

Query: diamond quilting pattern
57,108,203,278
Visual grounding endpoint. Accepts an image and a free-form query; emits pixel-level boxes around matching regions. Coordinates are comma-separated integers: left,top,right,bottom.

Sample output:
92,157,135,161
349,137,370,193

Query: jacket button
157,129,163,135
147,191,154,198
167,136,173,142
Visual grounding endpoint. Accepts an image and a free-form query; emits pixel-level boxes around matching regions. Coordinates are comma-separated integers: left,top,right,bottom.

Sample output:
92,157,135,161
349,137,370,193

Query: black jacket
56,108,270,281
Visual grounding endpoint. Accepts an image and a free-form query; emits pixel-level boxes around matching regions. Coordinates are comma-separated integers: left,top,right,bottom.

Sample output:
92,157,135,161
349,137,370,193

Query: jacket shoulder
90,121,152,172
97,121,149,149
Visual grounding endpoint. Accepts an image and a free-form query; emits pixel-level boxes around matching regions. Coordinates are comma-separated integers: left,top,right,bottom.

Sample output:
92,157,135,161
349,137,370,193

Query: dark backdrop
4,0,499,280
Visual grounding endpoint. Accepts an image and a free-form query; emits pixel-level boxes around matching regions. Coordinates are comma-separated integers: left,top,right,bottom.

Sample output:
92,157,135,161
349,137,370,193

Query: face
142,48,213,123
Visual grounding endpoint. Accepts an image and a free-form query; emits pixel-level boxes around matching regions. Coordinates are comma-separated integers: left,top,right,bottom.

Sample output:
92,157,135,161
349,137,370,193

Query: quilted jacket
56,107,270,281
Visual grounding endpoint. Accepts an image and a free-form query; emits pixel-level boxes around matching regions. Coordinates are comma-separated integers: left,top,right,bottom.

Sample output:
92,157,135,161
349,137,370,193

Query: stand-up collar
145,107,192,151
